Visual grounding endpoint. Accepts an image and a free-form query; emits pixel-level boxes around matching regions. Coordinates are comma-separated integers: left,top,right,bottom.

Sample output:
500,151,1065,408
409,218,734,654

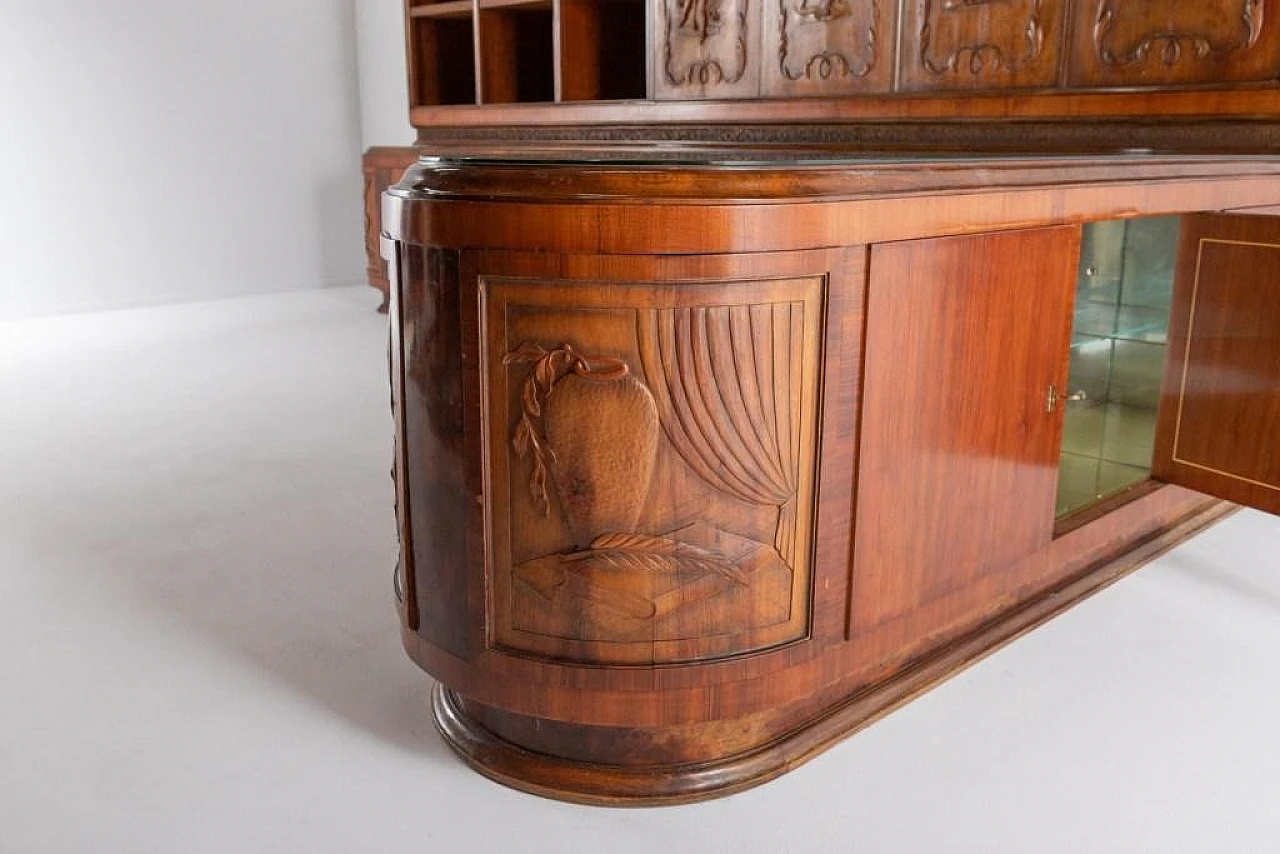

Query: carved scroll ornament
665,0,751,86
778,0,879,82
1094,0,1264,68
920,0,1046,77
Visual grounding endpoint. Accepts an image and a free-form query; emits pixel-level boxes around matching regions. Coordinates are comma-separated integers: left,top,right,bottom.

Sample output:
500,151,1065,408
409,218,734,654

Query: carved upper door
899,0,1067,90
481,266,830,665
1069,0,1280,87
1152,213,1280,514
657,0,762,98
762,0,893,96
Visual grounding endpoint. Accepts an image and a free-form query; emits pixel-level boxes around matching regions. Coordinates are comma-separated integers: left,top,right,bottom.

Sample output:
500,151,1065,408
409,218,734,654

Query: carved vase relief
777,0,880,84
661,0,755,96
911,0,1059,87
1094,0,1264,69
483,277,826,665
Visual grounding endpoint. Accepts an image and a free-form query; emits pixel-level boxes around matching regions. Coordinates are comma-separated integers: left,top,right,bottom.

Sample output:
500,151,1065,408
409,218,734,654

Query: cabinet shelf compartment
409,14,478,106
479,5,555,103
559,0,647,101
1055,216,1179,520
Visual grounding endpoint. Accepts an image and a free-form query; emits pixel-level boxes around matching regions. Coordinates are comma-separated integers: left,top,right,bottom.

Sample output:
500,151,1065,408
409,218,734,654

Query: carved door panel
1151,214,1280,514
851,227,1080,634
762,0,893,96
656,0,761,99
476,250,862,666
1068,0,1279,88
898,0,1067,91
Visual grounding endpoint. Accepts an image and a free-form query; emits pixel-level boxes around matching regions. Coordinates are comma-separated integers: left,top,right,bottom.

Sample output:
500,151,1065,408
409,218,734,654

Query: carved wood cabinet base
383,152,1280,805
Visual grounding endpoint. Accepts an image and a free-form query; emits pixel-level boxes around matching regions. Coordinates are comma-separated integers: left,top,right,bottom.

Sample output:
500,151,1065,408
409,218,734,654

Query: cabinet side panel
851,226,1080,634
400,246,475,657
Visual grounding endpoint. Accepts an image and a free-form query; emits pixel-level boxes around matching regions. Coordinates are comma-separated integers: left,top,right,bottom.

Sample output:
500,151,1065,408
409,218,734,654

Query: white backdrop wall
354,0,412,148
0,1,366,319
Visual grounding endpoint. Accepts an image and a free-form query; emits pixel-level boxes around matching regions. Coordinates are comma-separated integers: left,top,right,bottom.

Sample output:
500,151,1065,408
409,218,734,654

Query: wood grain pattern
851,227,1079,633
1153,213,1280,514
898,0,1066,90
482,273,826,664
432,501,1234,805
382,156,1280,804
1069,0,1277,87
657,0,760,98
763,0,891,96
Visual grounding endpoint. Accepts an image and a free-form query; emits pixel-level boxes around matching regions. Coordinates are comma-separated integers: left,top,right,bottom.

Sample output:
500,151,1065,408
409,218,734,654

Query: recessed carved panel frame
482,275,827,665
656,0,761,99
1069,0,1278,87
900,0,1066,91
763,0,892,96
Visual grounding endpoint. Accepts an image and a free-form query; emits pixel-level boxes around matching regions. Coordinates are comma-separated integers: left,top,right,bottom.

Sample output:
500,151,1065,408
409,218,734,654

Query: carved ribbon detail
637,303,804,569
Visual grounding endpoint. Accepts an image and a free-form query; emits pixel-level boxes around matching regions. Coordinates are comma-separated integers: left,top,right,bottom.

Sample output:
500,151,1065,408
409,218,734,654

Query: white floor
3,287,1279,854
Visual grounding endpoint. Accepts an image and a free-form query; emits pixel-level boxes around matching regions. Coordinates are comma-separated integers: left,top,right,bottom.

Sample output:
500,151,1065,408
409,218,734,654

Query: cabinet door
851,227,1079,633
1152,214,1280,514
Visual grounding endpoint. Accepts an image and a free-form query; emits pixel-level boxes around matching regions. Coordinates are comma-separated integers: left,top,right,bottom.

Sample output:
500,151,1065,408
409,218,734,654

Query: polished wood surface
433,502,1235,806
362,146,419,311
379,155,1276,803
1153,213,1280,515
852,227,1079,635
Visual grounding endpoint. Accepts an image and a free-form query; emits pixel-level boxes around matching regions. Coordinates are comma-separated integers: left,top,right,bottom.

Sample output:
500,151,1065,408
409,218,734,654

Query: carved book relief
1093,0,1264,68
483,277,826,665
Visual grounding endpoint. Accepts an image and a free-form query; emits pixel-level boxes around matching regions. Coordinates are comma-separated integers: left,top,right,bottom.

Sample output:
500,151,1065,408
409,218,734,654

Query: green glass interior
1055,217,1179,519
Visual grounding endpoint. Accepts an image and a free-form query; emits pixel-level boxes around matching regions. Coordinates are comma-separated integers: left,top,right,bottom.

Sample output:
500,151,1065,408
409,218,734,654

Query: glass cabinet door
1055,216,1180,519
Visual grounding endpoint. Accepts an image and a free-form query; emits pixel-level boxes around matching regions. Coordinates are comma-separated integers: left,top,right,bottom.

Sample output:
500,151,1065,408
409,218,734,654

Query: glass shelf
1055,216,1179,519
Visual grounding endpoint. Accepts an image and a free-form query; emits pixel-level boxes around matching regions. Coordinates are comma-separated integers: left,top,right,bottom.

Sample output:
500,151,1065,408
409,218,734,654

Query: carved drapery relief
778,0,879,81
920,0,1047,76
664,0,751,86
484,276,825,665
1094,0,1264,68
636,304,804,569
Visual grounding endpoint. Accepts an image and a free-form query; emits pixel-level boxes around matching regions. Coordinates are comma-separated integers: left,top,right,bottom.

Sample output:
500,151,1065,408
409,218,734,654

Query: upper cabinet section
406,0,1280,119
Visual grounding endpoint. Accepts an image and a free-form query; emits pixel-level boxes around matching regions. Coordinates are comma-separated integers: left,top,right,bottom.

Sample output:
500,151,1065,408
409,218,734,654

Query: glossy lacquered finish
1154,213,1280,514
383,154,1280,804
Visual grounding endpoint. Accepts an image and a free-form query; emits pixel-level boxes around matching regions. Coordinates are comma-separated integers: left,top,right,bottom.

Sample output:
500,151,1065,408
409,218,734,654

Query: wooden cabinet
382,154,1280,805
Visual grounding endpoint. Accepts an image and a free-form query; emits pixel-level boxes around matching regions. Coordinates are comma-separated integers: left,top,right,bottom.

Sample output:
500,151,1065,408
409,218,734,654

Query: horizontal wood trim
409,1,475,18
410,86,1280,127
